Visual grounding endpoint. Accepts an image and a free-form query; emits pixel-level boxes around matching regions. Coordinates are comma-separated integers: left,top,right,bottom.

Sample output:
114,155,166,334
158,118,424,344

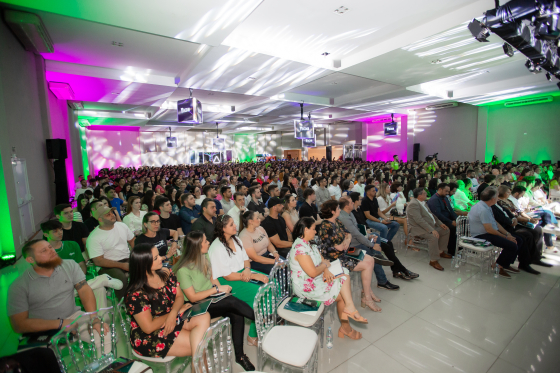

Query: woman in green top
173,231,256,371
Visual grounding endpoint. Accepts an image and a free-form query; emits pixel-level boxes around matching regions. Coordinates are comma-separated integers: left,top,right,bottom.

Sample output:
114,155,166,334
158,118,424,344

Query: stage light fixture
468,19,490,42
503,42,515,56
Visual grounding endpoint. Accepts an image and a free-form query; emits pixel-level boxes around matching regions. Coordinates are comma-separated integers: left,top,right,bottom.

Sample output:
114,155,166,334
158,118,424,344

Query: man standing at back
87,206,135,299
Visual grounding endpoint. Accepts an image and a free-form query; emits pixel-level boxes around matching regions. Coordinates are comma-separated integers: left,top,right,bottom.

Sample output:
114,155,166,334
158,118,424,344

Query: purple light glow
365,115,408,162
86,128,141,174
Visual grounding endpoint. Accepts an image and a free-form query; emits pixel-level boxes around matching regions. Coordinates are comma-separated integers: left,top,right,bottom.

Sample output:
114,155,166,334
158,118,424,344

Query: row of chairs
405,216,499,273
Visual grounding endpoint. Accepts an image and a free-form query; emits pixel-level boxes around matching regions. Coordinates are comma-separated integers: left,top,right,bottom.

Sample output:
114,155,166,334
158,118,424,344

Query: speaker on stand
46,139,69,205
326,146,332,162
413,143,420,162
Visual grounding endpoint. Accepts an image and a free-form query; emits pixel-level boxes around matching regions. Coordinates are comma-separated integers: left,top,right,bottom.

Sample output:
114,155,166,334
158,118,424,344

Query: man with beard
8,239,111,353
86,206,135,299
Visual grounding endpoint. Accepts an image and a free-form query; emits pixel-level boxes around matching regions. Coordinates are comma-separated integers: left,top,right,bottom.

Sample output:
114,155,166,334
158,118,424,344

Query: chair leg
165,361,171,373
319,315,324,348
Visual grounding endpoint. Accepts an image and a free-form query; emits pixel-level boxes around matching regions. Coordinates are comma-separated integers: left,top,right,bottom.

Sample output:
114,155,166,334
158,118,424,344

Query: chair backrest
456,216,470,249
51,306,118,373
192,318,233,373
116,298,132,356
253,282,277,345
268,259,291,305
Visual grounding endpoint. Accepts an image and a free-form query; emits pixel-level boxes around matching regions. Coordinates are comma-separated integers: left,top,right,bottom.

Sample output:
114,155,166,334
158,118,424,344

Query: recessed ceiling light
111,92,120,95
247,77,256,80
322,52,330,56
331,82,338,85
111,41,124,47
334,6,349,14
208,93,214,95
431,59,442,64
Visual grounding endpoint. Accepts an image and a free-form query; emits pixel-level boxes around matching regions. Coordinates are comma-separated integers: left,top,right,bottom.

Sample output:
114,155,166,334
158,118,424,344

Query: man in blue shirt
468,187,519,279
179,193,201,234
105,186,124,216
427,183,458,255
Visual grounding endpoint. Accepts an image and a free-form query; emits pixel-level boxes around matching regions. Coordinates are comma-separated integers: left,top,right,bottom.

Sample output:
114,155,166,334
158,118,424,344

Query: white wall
410,104,479,161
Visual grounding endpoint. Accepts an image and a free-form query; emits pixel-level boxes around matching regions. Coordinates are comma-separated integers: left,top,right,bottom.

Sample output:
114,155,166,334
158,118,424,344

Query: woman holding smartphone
174,232,256,371
208,215,269,346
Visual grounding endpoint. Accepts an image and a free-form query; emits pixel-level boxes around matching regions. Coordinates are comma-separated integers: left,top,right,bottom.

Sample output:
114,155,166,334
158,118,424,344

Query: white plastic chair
254,282,319,373
456,216,498,274
51,307,119,373
192,317,233,373
269,260,326,348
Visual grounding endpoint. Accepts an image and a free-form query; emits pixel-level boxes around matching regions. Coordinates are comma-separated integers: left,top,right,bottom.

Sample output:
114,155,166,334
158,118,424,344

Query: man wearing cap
261,197,292,258
86,206,135,299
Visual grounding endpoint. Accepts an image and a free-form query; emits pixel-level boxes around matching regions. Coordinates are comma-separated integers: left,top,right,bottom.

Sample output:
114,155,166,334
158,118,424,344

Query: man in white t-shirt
226,192,247,232
328,175,342,201
75,179,93,197
86,206,135,299
353,175,365,197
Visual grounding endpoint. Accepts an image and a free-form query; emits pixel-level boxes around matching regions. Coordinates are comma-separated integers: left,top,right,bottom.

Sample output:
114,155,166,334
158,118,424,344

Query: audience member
361,185,400,241
407,188,451,271
261,197,292,258
178,193,201,235
239,211,279,274
468,187,520,279
86,206,135,299
54,204,89,253
122,196,146,236
134,212,179,262
155,197,183,236
247,186,267,217
191,198,217,242
41,219,86,274
427,183,458,256
219,186,234,214
225,192,246,232
281,194,299,233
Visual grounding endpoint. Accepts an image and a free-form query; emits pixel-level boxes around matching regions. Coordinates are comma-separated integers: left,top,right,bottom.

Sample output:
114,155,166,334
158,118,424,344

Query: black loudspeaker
326,146,332,161
46,139,67,159
413,143,420,162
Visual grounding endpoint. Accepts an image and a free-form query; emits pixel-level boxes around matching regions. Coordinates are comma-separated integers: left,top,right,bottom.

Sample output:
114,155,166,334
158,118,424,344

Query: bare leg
337,275,367,322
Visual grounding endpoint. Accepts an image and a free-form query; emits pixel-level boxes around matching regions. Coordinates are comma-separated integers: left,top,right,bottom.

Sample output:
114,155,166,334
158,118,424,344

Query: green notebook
283,296,321,313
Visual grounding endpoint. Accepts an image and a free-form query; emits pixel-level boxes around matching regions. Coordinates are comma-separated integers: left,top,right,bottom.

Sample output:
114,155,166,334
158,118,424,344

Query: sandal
362,300,382,312
338,326,362,340
246,336,258,346
361,291,381,303
343,308,368,324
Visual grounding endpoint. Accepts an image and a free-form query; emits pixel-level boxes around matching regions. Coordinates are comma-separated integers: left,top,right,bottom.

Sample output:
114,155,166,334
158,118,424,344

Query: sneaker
101,274,123,290
236,354,255,371
377,281,400,291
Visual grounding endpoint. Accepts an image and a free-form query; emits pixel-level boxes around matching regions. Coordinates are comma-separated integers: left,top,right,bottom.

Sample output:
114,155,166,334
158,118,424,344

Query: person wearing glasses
134,212,179,263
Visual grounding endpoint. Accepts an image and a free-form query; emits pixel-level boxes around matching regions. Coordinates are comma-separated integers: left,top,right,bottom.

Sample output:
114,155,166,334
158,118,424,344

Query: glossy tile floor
240,237,560,373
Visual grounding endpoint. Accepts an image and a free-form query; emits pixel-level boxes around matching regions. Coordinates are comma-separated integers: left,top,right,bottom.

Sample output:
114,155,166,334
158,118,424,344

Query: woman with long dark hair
76,193,90,221
141,190,155,212
125,243,210,359
208,214,269,346
174,232,256,370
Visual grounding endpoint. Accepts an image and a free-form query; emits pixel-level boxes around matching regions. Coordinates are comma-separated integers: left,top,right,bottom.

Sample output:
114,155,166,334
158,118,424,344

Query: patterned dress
316,219,358,271
288,237,348,306
126,270,184,358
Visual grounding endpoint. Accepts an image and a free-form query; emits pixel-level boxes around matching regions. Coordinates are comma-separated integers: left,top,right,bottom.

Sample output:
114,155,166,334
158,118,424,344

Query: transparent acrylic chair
192,317,233,373
269,259,326,347
254,282,319,373
455,216,497,274
116,298,191,373
51,306,118,373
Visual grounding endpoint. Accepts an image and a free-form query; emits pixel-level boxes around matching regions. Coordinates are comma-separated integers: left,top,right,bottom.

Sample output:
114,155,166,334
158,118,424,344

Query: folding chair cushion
262,326,318,367
277,298,324,327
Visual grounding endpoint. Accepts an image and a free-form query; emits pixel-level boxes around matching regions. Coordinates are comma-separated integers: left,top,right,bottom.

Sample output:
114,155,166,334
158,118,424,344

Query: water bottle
326,327,333,349
494,265,499,279
450,256,456,271
455,253,461,269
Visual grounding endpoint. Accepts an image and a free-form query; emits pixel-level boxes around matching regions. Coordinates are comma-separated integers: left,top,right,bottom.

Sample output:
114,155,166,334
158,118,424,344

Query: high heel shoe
338,326,362,340
362,291,381,303
343,308,368,324
246,336,258,346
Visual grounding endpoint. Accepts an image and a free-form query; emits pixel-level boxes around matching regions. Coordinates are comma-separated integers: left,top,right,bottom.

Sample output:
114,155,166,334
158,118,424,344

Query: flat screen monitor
294,120,314,139
384,121,398,136
302,137,316,147
212,137,225,151
177,98,203,124
166,136,177,148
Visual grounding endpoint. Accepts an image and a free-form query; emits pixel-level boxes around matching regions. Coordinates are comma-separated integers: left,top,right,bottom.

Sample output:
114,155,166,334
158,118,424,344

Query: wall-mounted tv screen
166,136,177,148
212,137,225,151
177,98,203,124
384,121,398,136
294,120,314,139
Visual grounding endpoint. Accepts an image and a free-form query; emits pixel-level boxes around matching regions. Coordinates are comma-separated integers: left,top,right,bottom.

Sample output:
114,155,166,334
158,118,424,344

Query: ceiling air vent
425,102,458,111
504,96,552,107
3,10,54,53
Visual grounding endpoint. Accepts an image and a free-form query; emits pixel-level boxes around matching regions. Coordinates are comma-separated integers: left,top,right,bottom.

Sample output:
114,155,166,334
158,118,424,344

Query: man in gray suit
407,188,451,271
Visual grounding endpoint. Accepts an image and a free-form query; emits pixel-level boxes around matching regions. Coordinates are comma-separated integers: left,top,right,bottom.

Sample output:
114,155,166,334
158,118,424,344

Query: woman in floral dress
126,243,210,358
288,217,367,340
316,200,380,312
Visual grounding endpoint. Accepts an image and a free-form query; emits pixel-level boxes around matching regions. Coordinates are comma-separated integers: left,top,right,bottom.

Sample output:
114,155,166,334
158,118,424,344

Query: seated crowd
7,156,559,371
